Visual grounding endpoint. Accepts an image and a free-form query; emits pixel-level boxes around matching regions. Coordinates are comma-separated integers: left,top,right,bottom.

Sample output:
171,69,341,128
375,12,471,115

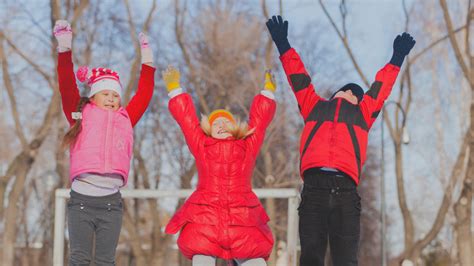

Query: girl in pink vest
162,66,276,266
54,20,155,265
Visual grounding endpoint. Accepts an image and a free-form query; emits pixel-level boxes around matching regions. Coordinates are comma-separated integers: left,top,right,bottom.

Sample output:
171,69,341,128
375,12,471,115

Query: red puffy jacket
280,48,400,184
165,92,276,260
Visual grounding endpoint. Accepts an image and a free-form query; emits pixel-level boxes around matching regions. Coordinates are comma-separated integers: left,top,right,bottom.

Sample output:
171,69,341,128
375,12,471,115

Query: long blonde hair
200,115,255,140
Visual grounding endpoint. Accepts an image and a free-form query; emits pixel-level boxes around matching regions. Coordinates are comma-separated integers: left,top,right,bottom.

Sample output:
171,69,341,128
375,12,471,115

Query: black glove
266,15,291,56
389,32,416,67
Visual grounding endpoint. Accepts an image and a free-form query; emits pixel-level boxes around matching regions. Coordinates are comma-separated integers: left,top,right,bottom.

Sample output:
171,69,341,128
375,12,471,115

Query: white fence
53,188,300,266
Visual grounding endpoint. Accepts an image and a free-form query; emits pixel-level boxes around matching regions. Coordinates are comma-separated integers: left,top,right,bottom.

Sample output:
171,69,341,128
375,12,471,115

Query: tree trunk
265,197,277,264
2,163,29,266
454,176,473,266
122,209,148,266
393,143,415,249
454,102,473,266
262,151,278,265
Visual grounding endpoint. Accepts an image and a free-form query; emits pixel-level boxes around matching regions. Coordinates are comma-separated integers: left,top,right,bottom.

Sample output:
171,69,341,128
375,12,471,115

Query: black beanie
330,83,364,102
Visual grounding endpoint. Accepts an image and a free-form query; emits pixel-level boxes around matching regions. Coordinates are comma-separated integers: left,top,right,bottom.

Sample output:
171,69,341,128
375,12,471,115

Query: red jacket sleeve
359,63,401,129
57,51,81,126
245,94,276,158
168,93,206,156
126,64,156,127
280,48,321,121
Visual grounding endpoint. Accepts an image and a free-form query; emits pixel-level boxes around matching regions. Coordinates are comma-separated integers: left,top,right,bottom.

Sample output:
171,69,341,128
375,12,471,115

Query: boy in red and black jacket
266,15,415,266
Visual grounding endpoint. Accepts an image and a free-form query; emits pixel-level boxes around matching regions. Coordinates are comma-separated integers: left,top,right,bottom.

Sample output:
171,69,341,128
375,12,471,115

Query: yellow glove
162,65,181,92
264,70,276,92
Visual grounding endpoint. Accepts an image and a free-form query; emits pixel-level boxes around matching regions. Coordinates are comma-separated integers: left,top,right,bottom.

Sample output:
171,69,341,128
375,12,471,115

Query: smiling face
211,117,234,139
334,90,359,105
90,90,121,111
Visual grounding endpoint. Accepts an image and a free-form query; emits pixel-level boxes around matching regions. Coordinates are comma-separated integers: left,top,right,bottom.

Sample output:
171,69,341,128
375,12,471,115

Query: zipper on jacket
334,98,342,122
104,110,112,172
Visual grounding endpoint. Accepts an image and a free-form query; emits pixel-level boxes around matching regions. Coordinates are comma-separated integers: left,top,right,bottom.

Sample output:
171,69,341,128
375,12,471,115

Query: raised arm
360,32,416,128
266,15,321,121
54,20,80,126
163,66,206,156
246,71,277,156
126,33,156,127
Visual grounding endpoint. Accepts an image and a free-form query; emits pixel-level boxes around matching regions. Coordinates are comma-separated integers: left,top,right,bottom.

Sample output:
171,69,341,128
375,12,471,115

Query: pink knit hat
76,66,123,98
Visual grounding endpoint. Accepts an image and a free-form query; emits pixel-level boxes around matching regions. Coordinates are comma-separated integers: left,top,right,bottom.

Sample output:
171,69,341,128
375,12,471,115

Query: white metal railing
53,188,299,266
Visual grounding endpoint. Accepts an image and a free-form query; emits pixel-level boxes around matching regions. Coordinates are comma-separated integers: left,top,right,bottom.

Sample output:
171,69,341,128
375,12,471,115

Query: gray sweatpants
67,190,123,266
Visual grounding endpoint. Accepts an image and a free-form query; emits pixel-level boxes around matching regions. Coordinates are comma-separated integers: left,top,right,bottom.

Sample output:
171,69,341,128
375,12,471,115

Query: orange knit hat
208,109,235,125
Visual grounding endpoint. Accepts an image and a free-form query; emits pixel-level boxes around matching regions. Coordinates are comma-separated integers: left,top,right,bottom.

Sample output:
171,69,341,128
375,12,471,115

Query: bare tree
0,0,90,264
439,1,473,265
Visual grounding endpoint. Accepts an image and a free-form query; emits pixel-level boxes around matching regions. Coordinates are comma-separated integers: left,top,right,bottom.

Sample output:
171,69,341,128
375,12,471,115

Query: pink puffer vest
69,103,133,184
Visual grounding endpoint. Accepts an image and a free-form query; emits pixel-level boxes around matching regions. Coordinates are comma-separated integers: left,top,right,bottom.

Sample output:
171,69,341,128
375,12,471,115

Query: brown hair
62,97,90,149
200,115,255,140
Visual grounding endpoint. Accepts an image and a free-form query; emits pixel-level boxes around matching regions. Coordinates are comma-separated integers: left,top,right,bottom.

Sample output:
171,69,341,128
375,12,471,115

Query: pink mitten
139,32,153,65
53,20,72,52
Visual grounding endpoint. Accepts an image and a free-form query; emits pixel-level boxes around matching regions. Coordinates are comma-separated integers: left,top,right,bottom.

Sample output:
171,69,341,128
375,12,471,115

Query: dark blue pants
298,170,361,266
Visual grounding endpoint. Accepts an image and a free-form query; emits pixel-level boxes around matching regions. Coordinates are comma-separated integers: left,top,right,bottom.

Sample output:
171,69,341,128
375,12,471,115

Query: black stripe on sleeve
289,73,311,92
366,81,383,99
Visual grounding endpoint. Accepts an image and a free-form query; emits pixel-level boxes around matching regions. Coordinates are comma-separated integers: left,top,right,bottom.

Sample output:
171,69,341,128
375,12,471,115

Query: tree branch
439,0,472,87
122,0,156,104
174,0,210,114
0,36,29,150
401,0,413,131
411,132,468,253
465,1,472,59
2,33,55,89
261,0,275,68
409,24,468,64
318,0,369,87
70,0,89,25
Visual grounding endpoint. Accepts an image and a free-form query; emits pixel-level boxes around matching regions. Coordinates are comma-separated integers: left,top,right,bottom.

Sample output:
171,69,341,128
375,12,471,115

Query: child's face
211,117,233,139
90,90,121,111
334,90,359,105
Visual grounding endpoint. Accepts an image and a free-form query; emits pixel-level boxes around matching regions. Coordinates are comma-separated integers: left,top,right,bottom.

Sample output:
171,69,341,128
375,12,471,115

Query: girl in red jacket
54,20,155,265
163,66,276,266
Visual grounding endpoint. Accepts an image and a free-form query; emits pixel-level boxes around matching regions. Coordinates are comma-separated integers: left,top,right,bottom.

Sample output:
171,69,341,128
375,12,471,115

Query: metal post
381,109,387,266
53,191,67,266
287,196,299,266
